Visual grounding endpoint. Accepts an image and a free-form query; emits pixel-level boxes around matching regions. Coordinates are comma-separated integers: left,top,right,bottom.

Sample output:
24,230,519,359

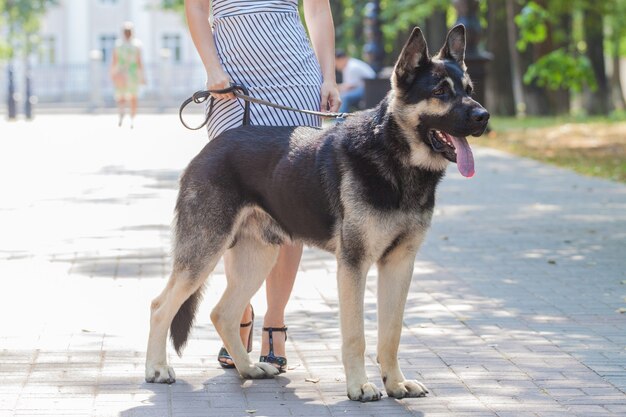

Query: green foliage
334,0,368,57
379,0,449,53
514,0,600,93
0,0,57,59
514,1,550,52
334,0,450,60
523,48,597,92
604,0,626,57
0,43,10,60
160,0,185,15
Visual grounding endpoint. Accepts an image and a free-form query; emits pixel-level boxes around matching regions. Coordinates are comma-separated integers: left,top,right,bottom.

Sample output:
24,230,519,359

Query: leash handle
179,83,348,131
178,84,250,131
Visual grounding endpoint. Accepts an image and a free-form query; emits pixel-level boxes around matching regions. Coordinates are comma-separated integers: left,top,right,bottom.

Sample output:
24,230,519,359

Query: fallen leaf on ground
245,410,256,414
616,308,626,314
305,377,320,383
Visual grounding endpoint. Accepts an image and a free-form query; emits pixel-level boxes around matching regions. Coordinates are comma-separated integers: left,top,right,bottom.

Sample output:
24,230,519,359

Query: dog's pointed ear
439,24,466,65
393,27,430,84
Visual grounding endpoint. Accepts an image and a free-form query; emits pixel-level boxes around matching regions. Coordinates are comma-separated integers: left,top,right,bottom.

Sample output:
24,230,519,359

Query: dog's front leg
337,259,383,402
376,239,428,399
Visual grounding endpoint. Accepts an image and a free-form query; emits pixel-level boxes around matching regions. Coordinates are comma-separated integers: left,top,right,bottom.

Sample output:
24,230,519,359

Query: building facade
2,0,205,107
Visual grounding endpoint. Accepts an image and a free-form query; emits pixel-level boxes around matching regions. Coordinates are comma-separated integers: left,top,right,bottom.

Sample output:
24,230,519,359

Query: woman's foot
259,324,288,373
217,304,254,368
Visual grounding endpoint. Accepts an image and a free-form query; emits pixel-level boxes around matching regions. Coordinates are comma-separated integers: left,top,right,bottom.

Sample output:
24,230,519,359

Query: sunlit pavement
1,114,625,417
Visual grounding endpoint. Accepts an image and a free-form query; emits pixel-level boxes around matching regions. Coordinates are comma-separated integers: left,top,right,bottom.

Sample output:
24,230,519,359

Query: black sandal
259,326,288,373
218,305,254,369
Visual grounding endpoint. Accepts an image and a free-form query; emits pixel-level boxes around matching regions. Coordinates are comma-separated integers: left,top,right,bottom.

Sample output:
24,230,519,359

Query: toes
219,358,234,367
347,382,382,402
405,380,429,397
145,364,176,384
256,362,281,377
239,363,280,379
386,380,428,399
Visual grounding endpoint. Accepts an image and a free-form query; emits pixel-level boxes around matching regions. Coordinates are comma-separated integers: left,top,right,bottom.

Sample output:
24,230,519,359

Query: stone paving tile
1,115,625,417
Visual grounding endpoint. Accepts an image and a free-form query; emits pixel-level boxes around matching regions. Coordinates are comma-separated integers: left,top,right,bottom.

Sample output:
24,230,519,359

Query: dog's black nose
472,108,490,123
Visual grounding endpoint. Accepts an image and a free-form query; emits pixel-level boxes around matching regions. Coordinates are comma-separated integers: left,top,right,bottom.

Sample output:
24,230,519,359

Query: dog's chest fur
333,107,443,261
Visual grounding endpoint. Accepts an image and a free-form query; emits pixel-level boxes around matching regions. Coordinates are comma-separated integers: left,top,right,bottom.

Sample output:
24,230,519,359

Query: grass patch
475,114,626,183
489,111,626,131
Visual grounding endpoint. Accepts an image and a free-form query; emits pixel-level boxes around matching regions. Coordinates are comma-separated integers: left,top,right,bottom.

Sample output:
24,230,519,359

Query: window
38,36,56,65
162,34,182,63
100,34,117,63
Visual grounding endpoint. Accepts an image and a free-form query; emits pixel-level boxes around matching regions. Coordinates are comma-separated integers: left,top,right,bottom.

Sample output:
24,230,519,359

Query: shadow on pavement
99,165,181,190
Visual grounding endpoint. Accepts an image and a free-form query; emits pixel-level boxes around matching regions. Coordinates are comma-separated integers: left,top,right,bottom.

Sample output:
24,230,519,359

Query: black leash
179,83,349,131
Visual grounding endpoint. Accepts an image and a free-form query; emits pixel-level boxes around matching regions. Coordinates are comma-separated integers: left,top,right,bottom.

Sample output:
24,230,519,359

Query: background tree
486,0,515,116
513,0,600,115
332,0,450,65
582,1,610,115
0,0,57,60
607,0,626,110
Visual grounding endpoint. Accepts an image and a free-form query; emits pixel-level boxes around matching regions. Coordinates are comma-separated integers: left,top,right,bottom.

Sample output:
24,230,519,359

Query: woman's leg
261,241,303,359
117,97,126,126
129,95,138,128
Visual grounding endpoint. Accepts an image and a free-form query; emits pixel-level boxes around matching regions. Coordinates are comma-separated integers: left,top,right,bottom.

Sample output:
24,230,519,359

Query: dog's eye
433,87,445,96
465,85,473,95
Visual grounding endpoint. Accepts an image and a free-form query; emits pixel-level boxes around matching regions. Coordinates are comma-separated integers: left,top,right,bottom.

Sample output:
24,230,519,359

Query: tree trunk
610,20,626,110
549,13,571,114
486,0,515,115
423,9,447,54
584,7,610,115
522,0,554,115
505,0,526,116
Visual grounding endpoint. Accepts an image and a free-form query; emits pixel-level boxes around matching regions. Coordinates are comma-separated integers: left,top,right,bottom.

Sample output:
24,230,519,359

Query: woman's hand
320,80,341,112
206,68,235,100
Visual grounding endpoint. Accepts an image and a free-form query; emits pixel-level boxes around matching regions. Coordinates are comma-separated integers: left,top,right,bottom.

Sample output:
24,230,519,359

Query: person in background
110,22,145,129
335,50,376,113
185,0,340,373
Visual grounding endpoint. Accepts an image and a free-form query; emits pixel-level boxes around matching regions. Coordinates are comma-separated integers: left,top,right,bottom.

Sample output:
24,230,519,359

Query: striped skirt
206,10,323,140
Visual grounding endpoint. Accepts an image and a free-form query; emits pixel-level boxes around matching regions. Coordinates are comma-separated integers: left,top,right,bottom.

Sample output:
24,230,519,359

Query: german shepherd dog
145,25,489,402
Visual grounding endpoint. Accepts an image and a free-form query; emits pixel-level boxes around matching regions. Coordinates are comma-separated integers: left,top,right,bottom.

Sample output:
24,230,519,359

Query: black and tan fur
145,26,489,402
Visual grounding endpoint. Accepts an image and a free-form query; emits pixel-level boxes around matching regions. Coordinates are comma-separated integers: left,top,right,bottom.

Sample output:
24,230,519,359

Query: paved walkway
0,115,625,417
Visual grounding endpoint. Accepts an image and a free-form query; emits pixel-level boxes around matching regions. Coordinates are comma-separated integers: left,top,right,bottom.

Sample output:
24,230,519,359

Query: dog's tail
170,286,204,356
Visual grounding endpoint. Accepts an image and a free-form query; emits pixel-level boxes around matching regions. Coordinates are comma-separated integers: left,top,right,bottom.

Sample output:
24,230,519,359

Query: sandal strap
218,346,236,369
262,326,288,343
262,326,288,358
218,346,231,359
259,354,287,367
240,321,252,328
262,326,288,332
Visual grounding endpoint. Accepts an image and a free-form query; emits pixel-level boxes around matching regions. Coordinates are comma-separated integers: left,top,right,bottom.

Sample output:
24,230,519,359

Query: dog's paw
347,382,383,402
239,362,280,379
145,363,176,384
385,379,428,399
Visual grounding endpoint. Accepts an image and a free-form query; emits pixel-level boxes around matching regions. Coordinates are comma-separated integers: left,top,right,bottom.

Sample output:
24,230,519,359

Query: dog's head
390,25,489,178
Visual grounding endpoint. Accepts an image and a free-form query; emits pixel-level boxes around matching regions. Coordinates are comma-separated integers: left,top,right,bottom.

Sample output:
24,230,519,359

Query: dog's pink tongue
447,134,475,178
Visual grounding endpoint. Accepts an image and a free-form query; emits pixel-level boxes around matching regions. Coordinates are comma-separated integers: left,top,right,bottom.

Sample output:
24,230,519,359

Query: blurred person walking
110,22,145,129
185,0,340,373
335,50,375,113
